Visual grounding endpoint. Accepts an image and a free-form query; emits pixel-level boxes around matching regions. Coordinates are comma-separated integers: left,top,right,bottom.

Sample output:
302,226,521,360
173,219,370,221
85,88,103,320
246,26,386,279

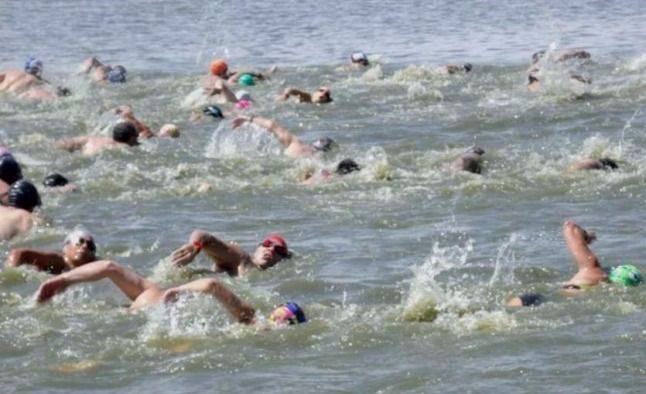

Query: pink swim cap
235,99,252,110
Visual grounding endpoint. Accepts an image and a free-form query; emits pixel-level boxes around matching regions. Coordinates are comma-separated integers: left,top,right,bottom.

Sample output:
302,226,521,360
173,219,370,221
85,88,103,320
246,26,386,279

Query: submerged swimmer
79,57,127,84
277,86,333,104
507,220,642,307
6,228,97,274
531,48,591,65
42,173,78,193
301,158,361,185
451,147,485,174
569,158,618,171
527,71,591,92
34,260,306,326
55,122,140,156
170,231,292,276
114,105,154,139
342,52,370,71
0,180,42,240
437,63,473,75
232,115,336,158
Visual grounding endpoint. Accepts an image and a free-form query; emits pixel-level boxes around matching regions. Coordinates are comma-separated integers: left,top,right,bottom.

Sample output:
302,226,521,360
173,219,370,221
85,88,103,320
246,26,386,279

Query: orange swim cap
210,59,228,76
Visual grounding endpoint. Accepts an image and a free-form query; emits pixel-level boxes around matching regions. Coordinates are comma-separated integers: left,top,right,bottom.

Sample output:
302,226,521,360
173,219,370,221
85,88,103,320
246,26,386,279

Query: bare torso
0,206,34,240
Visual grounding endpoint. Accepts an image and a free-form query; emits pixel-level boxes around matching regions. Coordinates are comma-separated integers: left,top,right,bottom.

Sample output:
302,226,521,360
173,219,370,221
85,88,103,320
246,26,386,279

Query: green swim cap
609,264,643,287
238,74,255,86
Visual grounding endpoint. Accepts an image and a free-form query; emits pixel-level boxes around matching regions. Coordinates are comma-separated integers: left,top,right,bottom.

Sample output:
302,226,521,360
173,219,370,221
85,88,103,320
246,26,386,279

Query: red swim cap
210,59,228,76
262,234,289,256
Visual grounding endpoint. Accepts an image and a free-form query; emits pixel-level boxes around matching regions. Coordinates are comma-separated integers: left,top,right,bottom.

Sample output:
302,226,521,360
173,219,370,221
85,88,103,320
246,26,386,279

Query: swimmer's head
0,154,23,185
63,228,97,267
336,159,361,175
528,74,539,84
210,59,228,77
253,234,291,269
56,86,72,97
43,173,69,187
238,74,255,86
24,56,43,77
235,90,252,102
311,137,336,153
463,63,473,72
312,86,332,103
269,302,307,325
112,122,139,146
351,52,369,66
599,158,618,170
107,65,127,83
159,123,180,138
203,105,224,119
532,50,546,64
609,264,642,287
7,180,41,212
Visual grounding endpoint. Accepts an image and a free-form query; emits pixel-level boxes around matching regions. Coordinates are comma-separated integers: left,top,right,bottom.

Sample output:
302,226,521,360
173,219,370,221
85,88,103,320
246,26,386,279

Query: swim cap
159,123,180,138
284,302,307,324
311,137,336,152
112,122,138,144
235,99,251,110
64,227,96,252
238,74,255,86
463,63,473,72
609,265,642,287
210,59,228,76
43,173,69,187
203,105,224,119
107,65,127,83
8,180,41,212
599,158,618,170
351,52,369,65
262,234,289,257
235,90,252,101
24,56,43,76
0,154,23,184
336,158,361,175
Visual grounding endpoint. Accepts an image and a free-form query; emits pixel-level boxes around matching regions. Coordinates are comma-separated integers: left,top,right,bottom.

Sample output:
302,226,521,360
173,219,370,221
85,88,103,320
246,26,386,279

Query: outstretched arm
277,88,312,103
163,278,255,324
170,230,249,272
232,115,298,149
35,260,155,303
54,136,89,152
6,248,67,274
562,220,599,271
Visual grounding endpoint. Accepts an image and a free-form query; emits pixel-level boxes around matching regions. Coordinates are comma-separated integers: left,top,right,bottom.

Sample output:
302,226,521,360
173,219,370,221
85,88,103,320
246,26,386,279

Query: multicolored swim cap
107,65,127,83
24,56,43,76
210,59,228,76
609,265,643,287
238,74,255,86
270,302,307,325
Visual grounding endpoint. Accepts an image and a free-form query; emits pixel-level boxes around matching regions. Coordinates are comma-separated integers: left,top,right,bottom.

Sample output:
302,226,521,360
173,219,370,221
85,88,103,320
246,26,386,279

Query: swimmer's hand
36,276,69,303
162,287,182,304
170,243,200,267
231,116,251,129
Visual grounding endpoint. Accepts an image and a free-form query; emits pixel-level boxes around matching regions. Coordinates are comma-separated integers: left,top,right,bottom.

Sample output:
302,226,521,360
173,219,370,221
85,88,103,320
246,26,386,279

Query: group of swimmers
0,49,642,330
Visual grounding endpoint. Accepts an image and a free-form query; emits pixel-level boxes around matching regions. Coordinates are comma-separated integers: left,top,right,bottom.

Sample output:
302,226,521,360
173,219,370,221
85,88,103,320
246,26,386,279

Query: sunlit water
1,1,645,393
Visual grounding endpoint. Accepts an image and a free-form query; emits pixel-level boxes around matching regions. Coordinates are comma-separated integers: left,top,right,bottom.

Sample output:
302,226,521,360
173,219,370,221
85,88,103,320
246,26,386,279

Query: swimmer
451,147,485,174
0,152,23,186
277,86,333,104
0,57,70,99
234,90,253,110
232,115,336,158
507,220,642,307
342,52,370,71
569,158,618,172
170,231,292,276
79,57,127,84
437,63,473,75
6,228,97,274
203,59,275,90
42,173,78,193
532,48,591,65
55,122,139,156
189,105,226,123
114,105,154,139
0,180,42,240
202,74,238,104
301,158,361,185
34,260,307,327
158,123,180,138
526,72,591,92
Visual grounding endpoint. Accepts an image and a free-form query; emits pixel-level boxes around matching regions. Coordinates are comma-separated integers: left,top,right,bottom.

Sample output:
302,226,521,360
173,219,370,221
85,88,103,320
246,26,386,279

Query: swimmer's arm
171,230,248,269
563,220,600,270
234,116,296,149
6,249,66,274
54,136,88,152
277,88,311,103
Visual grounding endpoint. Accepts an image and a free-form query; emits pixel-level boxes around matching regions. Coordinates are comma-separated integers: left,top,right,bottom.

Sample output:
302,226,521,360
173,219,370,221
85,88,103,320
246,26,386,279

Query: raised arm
6,248,67,274
563,220,599,271
163,278,255,324
36,260,154,303
170,230,249,273
54,136,89,152
232,115,298,149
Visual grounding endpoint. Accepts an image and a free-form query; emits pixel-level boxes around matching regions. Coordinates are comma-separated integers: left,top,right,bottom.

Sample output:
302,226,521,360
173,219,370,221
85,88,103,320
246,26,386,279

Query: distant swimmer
42,173,78,193
34,260,307,326
55,122,140,156
507,220,643,307
300,158,361,185
202,58,276,90
437,63,473,75
0,180,42,240
114,105,154,139
0,56,70,100
569,158,618,172
170,230,292,276
6,228,97,274
189,104,226,123
79,57,127,84
532,48,591,65
341,52,370,71
232,115,336,158
526,71,591,92
158,123,180,138
451,147,485,174
277,86,333,104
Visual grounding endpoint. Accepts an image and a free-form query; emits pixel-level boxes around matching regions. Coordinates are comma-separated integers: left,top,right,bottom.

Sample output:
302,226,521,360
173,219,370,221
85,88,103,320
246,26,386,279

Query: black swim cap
336,159,361,175
0,154,23,185
112,122,138,144
599,158,618,170
43,173,69,187
311,137,336,152
518,292,545,307
203,105,224,119
8,180,41,212
463,63,473,72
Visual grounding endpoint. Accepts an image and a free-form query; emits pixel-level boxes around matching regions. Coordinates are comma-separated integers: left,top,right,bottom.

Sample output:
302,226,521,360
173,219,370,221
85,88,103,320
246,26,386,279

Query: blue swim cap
238,74,255,86
284,302,307,324
202,105,224,119
24,56,43,76
107,65,127,83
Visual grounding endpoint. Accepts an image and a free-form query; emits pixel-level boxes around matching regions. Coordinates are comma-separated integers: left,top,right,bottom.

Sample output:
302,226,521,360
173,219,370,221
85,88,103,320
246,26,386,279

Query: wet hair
0,154,23,185
528,74,539,84
311,137,336,152
518,293,545,307
532,50,546,64
8,180,41,212
112,122,138,144
56,86,72,97
336,159,361,175
463,63,473,72
43,173,69,187
599,158,618,170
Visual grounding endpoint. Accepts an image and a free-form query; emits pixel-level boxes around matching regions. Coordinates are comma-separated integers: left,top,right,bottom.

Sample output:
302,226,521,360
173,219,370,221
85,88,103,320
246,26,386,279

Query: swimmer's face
312,88,332,103
63,235,96,267
252,241,287,270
